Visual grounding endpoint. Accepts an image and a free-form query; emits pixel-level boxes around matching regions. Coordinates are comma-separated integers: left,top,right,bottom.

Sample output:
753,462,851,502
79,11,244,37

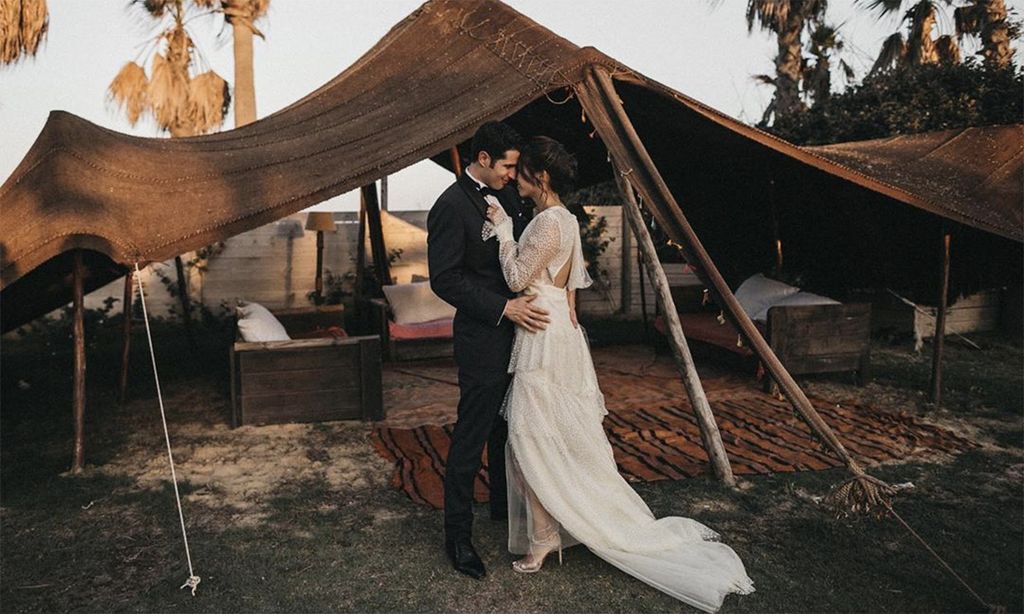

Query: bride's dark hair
518,136,578,197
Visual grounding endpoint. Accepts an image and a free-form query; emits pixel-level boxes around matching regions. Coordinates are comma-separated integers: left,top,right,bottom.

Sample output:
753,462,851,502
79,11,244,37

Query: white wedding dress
492,205,754,613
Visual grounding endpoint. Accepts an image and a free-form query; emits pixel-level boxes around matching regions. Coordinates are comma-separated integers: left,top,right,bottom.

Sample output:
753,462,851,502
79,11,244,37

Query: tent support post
930,232,951,406
614,169,736,486
449,146,463,177
118,271,133,405
362,183,392,287
174,255,197,351
619,209,632,314
580,66,864,475
71,250,86,473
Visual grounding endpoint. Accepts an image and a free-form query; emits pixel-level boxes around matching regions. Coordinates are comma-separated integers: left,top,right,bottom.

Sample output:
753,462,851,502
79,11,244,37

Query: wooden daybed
363,296,454,362
656,285,872,388
230,305,383,426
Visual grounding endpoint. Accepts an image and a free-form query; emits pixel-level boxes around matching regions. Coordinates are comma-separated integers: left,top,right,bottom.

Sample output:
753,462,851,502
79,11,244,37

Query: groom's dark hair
471,121,524,167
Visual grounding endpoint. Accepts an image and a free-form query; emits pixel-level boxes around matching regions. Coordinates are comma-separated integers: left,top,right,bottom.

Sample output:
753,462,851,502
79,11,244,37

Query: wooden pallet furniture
658,285,872,387
230,305,383,426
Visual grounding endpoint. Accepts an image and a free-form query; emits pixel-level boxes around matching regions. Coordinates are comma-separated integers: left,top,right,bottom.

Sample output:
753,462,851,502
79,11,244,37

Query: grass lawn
1,316,1021,613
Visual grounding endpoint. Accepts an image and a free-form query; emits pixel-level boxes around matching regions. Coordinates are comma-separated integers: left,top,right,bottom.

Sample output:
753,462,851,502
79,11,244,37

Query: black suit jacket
427,172,529,378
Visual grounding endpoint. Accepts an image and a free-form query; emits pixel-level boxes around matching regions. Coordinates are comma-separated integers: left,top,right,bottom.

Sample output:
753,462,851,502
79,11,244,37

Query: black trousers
443,371,511,542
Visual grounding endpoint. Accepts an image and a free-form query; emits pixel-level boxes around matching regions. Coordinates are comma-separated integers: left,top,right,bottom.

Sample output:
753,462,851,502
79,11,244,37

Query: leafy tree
767,59,1022,144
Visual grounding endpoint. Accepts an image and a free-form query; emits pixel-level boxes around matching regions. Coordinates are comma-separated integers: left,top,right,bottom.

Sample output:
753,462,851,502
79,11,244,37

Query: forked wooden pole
930,232,952,406
579,66,864,475
118,271,133,405
614,168,735,486
71,250,86,473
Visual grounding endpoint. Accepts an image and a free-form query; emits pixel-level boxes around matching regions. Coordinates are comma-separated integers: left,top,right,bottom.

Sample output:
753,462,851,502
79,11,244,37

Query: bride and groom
426,121,753,612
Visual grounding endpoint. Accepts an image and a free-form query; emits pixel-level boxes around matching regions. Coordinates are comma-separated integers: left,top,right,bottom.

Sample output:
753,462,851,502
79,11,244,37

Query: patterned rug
372,348,976,509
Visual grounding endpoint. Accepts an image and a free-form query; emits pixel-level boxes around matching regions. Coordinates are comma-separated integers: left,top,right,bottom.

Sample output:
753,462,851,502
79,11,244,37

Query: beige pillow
236,301,290,342
382,281,456,325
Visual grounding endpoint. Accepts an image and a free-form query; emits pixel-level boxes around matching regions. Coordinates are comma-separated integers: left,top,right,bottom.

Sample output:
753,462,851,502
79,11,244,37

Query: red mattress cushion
388,317,453,340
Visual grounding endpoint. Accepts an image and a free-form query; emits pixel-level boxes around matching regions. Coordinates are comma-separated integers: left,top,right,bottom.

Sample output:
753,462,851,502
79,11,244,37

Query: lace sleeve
497,213,563,292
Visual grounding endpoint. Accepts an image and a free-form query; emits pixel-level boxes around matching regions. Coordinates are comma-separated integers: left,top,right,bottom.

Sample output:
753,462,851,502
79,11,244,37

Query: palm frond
752,73,777,85
747,0,789,34
1,0,49,65
935,33,961,64
187,70,230,134
108,61,150,125
856,0,905,18
19,0,47,56
869,32,907,74
148,47,191,133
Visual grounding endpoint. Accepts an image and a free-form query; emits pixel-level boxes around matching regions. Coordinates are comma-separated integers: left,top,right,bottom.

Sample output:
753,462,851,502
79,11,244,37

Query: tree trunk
232,20,257,127
773,12,805,119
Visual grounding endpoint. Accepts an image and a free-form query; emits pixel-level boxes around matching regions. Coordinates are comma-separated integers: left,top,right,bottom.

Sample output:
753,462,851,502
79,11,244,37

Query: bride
486,136,754,613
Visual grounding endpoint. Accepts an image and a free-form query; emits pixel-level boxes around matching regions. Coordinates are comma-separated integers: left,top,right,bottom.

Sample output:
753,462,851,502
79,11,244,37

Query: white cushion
734,273,800,322
761,291,840,319
382,281,456,325
236,301,290,342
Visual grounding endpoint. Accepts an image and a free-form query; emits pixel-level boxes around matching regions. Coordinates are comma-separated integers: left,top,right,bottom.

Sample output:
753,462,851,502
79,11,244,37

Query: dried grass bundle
1,0,49,65
108,61,150,125
188,70,229,134
822,473,896,519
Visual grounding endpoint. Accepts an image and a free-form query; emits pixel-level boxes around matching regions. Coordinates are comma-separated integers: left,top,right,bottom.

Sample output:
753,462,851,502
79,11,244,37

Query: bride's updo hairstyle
519,136,578,198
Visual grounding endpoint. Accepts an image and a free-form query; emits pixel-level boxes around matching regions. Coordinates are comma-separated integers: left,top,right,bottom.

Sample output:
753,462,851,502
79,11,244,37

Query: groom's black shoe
445,538,487,580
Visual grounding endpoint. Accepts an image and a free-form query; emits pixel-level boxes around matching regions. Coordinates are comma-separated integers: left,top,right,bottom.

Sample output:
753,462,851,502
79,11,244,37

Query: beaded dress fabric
492,206,754,612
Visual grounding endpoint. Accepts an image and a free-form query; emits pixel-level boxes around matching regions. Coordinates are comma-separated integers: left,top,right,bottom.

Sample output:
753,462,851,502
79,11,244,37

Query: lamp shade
305,212,337,232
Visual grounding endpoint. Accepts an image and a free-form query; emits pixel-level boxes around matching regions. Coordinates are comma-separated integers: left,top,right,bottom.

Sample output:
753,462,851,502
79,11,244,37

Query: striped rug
371,387,975,509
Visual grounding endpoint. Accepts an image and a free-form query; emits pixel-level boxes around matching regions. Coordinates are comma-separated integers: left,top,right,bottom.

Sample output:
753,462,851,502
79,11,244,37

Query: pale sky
1,0,1017,211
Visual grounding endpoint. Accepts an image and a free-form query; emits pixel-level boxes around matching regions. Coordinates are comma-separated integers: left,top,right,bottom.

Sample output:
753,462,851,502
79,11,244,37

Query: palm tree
862,0,1016,73
744,0,830,124
194,0,269,127
1,0,49,64
801,22,856,106
107,0,232,346
108,0,230,136
954,0,1015,67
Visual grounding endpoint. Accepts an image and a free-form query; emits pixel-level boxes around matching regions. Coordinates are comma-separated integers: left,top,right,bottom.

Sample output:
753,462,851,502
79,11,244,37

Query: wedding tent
1,0,1021,483
2,0,1021,331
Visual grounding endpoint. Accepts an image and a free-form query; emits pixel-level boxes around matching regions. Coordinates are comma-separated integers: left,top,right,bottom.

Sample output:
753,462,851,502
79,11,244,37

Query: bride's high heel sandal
512,540,562,573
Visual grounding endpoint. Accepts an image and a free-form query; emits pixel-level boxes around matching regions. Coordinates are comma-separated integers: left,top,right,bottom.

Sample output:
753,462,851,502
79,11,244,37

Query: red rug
371,389,975,509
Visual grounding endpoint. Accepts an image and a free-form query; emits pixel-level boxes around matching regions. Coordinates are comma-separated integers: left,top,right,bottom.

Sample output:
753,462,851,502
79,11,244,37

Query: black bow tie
478,185,498,199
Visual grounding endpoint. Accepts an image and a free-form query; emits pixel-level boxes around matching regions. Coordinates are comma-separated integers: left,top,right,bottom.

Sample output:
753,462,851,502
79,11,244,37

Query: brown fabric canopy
2,0,1020,331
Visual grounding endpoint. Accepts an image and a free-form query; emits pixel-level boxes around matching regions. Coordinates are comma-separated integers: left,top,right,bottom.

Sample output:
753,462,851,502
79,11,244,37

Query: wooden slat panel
240,371,360,396
239,347,361,373
359,337,384,421
240,388,362,415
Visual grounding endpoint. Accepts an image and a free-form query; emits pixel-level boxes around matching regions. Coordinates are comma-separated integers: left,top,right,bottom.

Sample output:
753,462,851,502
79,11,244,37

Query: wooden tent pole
118,271,133,405
930,232,952,405
449,146,463,177
71,250,86,473
580,66,864,475
361,183,392,287
355,196,367,305
174,255,197,351
614,169,735,486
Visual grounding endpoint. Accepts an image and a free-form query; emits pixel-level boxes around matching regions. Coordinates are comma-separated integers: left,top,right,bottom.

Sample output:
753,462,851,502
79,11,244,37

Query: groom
427,121,550,580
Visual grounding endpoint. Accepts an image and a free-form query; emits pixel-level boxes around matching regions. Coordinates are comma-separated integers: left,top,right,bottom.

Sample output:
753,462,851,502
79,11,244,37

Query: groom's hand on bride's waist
503,295,550,332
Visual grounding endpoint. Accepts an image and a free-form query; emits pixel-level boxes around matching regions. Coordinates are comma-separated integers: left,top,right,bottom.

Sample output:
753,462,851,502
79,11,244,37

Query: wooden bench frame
669,286,871,388
363,297,454,362
230,304,383,426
